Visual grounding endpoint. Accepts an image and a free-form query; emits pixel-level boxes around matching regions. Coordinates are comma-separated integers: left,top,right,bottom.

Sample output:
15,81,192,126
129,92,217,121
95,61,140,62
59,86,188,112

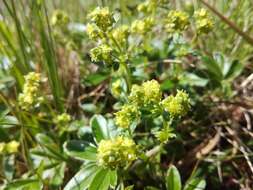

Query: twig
199,0,253,46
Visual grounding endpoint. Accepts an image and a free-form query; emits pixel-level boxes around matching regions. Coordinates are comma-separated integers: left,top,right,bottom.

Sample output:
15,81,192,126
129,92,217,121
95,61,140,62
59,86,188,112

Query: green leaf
64,140,97,161
90,115,109,143
161,80,174,91
184,178,206,190
84,73,109,86
109,170,117,188
36,133,54,145
3,155,15,181
225,60,243,79
201,56,223,81
180,73,208,87
89,168,111,190
5,179,41,190
166,165,182,190
64,163,100,190
50,162,66,186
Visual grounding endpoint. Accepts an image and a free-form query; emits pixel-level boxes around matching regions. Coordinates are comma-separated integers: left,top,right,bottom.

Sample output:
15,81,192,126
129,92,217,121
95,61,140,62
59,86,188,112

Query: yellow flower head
131,17,154,35
86,23,103,40
165,10,190,33
18,72,42,111
97,136,137,169
111,25,129,44
88,7,114,31
51,10,69,27
111,79,122,98
129,80,162,108
6,140,20,154
194,9,214,34
137,0,158,13
90,44,113,64
115,104,140,128
162,90,190,117
56,113,71,126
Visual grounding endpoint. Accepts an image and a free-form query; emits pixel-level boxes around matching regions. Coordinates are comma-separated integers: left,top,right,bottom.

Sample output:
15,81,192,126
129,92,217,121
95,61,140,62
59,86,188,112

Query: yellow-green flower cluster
51,10,70,27
165,10,190,33
18,72,42,111
111,79,122,98
131,17,154,35
129,80,162,108
137,0,158,13
111,25,129,45
97,136,137,169
90,44,113,64
0,140,20,154
194,9,214,34
115,104,140,128
55,113,71,126
114,80,161,129
87,7,114,32
86,23,103,40
162,90,190,117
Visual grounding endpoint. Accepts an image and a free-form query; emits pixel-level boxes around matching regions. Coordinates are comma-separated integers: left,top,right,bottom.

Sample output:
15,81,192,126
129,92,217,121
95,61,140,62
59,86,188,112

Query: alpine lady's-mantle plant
62,3,213,189
64,79,191,189
0,0,224,189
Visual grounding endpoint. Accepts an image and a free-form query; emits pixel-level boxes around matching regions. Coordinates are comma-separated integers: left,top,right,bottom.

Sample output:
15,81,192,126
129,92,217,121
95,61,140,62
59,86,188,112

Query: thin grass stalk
32,1,64,112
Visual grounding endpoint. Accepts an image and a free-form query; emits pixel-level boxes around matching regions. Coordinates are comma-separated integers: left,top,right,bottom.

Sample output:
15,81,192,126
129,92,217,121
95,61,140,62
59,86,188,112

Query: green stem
121,62,132,93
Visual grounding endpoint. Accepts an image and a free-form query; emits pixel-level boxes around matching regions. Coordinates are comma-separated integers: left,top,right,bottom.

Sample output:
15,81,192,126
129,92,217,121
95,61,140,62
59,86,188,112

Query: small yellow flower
162,90,190,117
88,7,114,31
55,113,71,126
142,80,162,106
165,10,190,33
128,80,162,108
18,72,42,111
97,136,137,169
51,10,69,27
86,23,103,40
131,17,154,35
90,44,113,64
111,79,122,98
111,25,129,44
115,104,140,128
6,141,20,154
194,9,214,34
137,0,158,13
